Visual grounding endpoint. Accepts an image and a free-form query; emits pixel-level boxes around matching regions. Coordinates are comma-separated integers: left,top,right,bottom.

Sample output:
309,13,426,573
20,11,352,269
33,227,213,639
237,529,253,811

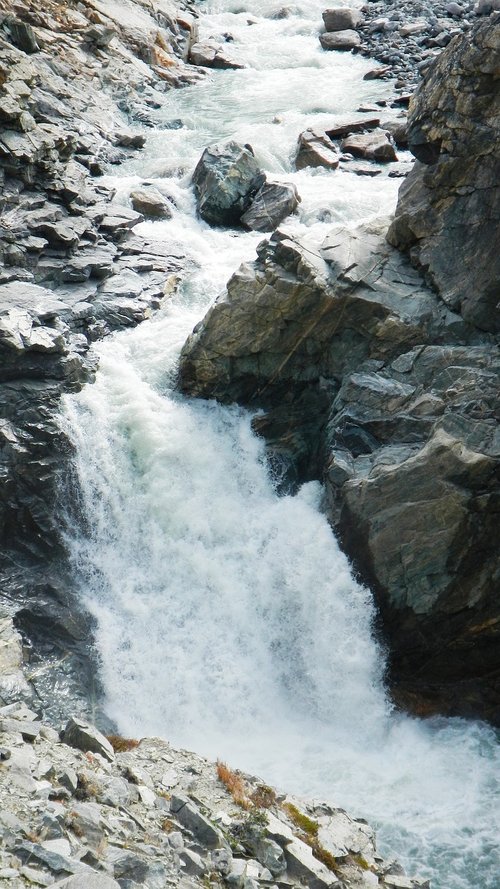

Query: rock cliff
387,14,500,332
179,17,500,724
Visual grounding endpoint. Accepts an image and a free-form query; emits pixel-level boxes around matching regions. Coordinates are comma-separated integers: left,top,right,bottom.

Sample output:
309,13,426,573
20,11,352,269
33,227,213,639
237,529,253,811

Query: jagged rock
295,129,340,170
325,117,380,140
2,17,40,54
178,221,471,405
322,8,363,31
130,187,172,219
341,129,397,162
319,30,361,50
63,717,115,762
285,838,341,889
241,181,300,231
170,794,222,848
387,15,500,332
325,343,500,723
192,141,266,227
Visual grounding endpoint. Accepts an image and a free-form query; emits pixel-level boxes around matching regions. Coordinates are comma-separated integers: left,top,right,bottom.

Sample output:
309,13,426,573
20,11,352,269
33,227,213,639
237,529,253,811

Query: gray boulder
322,8,363,31
192,141,266,227
130,186,172,219
319,30,361,50
189,40,244,69
241,181,300,231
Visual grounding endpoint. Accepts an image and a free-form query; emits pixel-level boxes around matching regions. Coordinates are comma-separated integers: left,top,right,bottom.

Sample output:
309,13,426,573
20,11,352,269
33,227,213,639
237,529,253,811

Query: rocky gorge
0,0,499,887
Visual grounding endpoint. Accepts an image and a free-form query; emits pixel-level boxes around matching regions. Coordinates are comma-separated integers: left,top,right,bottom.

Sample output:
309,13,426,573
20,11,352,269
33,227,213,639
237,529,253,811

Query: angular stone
285,838,341,889
63,717,115,762
189,41,244,69
170,795,222,848
130,187,172,219
54,876,121,889
295,129,340,171
241,181,300,231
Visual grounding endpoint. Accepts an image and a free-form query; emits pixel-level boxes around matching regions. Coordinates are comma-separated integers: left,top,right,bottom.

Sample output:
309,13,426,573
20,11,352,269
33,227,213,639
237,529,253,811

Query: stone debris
0,706,427,889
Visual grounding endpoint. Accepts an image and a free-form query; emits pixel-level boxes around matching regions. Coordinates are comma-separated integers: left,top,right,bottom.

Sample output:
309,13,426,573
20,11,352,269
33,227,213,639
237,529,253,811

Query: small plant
106,734,140,753
250,784,277,809
216,760,251,810
310,841,340,874
161,818,175,833
282,802,319,837
349,853,370,871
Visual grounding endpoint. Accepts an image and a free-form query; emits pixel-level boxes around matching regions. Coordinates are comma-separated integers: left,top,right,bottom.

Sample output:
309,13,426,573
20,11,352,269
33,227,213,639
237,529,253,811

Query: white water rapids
60,2,500,887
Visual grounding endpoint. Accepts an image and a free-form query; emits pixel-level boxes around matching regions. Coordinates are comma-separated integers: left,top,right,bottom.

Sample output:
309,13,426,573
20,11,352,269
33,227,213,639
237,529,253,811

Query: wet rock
241,181,300,231
295,129,340,170
192,141,266,227
319,30,361,50
341,129,397,162
63,717,115,762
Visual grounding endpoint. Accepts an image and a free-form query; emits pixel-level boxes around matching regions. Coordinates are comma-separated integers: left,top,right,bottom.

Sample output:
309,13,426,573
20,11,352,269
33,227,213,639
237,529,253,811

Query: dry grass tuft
216,760,252,810
106,734,140,753
250,784,277,809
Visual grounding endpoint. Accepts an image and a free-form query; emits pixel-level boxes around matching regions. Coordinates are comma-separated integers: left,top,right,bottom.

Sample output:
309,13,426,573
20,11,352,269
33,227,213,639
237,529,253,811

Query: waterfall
60,1,500,887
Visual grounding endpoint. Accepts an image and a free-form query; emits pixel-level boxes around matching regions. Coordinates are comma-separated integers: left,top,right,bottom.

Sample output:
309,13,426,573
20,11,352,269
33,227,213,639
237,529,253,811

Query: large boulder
325,345,500,723
387,15,500,332
192,141,266,227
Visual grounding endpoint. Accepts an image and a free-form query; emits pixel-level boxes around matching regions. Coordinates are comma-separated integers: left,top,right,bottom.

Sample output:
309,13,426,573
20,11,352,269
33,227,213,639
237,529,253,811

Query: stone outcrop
178,218,500,724
0,699,428,889
387,15,500,332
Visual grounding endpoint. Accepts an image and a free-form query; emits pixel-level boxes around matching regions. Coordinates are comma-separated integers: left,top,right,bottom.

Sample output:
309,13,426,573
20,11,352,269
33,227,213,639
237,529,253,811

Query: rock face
388,15,500,332
0,703,427,889
178,220,500,724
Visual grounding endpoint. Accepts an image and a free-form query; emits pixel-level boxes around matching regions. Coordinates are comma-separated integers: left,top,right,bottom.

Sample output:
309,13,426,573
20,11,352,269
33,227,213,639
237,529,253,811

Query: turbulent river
60,1,500,887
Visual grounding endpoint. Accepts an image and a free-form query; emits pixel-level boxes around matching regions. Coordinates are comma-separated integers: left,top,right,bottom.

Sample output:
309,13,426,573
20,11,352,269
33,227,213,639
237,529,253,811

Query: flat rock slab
319,30,361,50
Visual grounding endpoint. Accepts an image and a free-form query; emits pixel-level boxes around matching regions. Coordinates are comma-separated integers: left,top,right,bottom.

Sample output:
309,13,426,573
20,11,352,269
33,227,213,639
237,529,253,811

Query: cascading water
60,2,500,888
